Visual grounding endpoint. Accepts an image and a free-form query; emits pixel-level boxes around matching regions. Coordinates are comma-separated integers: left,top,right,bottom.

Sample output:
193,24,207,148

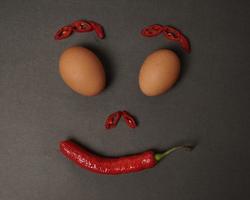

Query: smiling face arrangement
55,19,193,175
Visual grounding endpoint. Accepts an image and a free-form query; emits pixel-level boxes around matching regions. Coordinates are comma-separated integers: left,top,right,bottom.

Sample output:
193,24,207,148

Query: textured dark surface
0,0,250,199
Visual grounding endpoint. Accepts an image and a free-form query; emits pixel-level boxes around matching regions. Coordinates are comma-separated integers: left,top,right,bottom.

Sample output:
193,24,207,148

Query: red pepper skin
122,111,137,128
54,25,73,40
88,21,105,39
71,20,93,32
141,24,164,37
105,111,122,129
60,140,194,175
179,34,191,53
60,140,156,175
163,25,191,53
104,111,137,129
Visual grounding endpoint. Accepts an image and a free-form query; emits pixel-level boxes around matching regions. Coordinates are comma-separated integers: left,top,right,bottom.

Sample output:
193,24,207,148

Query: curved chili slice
141,24,164,37
105,111,122,129
88,21,105,39
179,34,191,53
122,111,137,128
163,26,180,41
163,25,191,53
54,25,73,40
71,20,93,32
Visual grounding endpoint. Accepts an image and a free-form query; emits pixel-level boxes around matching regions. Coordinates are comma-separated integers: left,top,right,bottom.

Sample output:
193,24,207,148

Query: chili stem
154,145,194,162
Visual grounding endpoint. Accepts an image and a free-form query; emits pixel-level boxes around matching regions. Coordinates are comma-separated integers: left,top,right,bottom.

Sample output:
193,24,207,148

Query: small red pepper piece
105,111,122,129
122,111,137,128
54,25,73,40
60,140,194,175
141,24,164,37
163,25,191,53
71,20,93,32
88,21,105,39
163,26,180,41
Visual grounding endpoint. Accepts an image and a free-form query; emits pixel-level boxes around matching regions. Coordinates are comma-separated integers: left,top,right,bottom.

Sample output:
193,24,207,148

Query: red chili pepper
55,19,105,40
163,25,191,53
141,24,164,37
88,21,105,39
141,24,191,53
122,111,137,128
71,20,93,32
60,140,194,175
54,25,73,40
105,111,122,129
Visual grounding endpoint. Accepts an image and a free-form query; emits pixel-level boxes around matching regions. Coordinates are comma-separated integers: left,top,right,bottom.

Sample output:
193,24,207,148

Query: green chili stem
154,145,194,162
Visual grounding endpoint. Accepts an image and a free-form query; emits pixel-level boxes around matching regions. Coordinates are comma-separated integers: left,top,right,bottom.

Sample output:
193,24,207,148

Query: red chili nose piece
104,111,137,129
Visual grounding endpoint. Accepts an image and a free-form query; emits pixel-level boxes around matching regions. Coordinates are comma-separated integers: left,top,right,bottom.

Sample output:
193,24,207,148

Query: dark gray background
0,0,250,199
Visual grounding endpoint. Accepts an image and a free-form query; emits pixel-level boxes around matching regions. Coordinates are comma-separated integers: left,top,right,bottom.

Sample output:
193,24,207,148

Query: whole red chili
105,111,122,129
60,140,193,175
71,20,93,32
141,24,164,37
54,25,73,40
122,111,137,128
163,25,191,53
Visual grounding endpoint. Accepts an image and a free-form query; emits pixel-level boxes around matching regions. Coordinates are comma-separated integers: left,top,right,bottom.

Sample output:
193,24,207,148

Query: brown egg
139,49,180,96
59,46,106,96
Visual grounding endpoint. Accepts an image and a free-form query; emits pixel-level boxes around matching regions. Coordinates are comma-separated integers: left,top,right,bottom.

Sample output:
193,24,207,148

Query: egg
59,46,106,96
139,49,180,96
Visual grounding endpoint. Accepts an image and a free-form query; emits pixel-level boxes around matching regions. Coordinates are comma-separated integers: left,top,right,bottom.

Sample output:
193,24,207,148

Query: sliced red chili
163,25,191,53
71,20,93,32
105,111,122,129
88,21,105,39
141,24,191,53
179,34,191,53
54,25,73,40
122,111,137,128
141,24,164,37
55,19,105,40
163,26,180,41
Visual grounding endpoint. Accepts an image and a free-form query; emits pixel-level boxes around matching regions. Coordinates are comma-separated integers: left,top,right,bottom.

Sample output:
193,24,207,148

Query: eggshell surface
139,49,180,96
59,46,106,96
